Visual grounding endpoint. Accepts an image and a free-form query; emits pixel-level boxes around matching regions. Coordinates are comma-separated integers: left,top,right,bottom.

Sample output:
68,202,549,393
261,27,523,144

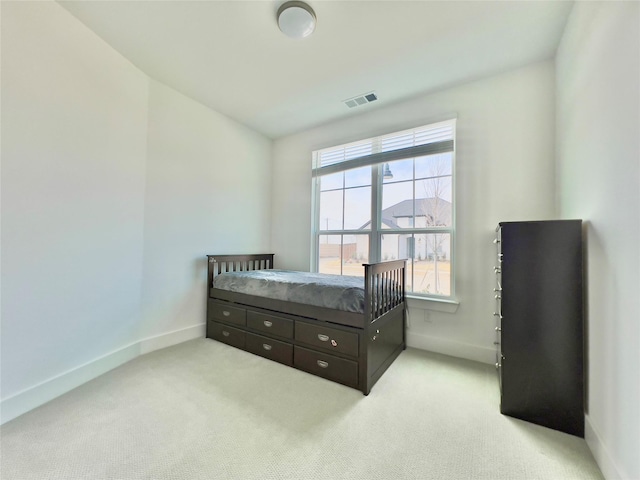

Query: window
311,119,455,298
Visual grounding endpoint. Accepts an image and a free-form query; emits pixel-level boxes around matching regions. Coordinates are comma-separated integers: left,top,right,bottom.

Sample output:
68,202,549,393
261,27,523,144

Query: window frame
311,119,456,300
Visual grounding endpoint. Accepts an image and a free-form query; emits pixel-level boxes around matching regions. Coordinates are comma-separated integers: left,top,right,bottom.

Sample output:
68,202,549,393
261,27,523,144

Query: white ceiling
58,0,574,139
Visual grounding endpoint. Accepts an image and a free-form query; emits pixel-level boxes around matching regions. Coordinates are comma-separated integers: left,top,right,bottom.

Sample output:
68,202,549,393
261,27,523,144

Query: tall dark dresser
494,220,584,437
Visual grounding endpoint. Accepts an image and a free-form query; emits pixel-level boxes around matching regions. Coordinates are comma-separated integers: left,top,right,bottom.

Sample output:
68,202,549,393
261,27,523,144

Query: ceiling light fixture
277,1,316,39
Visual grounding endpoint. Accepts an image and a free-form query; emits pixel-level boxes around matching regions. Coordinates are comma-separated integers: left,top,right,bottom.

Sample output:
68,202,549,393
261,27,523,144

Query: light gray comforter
213,269,365,313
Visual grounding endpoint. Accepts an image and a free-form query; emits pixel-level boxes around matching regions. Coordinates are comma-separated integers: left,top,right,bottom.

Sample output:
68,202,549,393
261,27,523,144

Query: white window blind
314,120,455,176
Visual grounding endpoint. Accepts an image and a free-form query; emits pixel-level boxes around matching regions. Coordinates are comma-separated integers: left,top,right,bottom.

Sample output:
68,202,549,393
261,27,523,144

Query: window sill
406,295,460,313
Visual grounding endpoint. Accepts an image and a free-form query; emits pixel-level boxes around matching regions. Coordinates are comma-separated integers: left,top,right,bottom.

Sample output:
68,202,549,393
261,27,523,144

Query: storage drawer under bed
295,321,359,357
208,300,246,327
294,346,358,388
246,332,293,366
208,321,246,349
247,310,293,339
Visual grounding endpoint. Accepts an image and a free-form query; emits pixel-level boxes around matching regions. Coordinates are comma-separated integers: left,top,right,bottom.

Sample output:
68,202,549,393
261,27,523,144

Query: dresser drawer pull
222,311,231,317
263,320,273,327
222,331,230,337
317,334,329,342
317,360,329,368
262,344,272,351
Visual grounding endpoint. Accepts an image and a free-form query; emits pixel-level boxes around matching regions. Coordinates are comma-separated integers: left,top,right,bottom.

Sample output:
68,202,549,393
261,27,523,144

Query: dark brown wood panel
368,307,404,378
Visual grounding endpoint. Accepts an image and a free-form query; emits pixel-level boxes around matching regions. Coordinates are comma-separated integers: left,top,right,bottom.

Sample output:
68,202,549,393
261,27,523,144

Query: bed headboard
207,254,275,288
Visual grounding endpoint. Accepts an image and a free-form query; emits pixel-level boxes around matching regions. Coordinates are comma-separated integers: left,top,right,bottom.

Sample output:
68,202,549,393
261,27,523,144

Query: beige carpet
0,339,603,480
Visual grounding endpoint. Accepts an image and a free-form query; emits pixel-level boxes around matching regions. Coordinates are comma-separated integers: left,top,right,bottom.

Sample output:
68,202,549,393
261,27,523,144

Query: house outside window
311,119,456,299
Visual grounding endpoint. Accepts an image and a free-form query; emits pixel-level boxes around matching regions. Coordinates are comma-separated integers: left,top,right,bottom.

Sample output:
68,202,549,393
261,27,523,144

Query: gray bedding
212,269,365,313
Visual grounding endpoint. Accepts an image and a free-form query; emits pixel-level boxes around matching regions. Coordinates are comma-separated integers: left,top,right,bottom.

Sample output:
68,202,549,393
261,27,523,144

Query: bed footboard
361,259,406,394
363,259,406,323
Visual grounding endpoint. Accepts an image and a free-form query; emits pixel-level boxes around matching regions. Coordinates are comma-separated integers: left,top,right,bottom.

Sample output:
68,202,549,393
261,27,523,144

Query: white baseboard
1,342,140,425
407,331,495,365
585,415,626,480
1,323,205,425
139,323,205,355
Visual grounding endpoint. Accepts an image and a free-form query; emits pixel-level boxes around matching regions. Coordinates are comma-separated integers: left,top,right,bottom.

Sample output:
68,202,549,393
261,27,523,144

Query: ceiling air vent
344,92,378,108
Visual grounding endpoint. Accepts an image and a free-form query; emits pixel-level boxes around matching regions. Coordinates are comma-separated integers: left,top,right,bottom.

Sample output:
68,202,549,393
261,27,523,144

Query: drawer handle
222,331,230,337
317,334,329,342
317,360,329,368
222,311,231,317
263,320,273,327
262,344,272,351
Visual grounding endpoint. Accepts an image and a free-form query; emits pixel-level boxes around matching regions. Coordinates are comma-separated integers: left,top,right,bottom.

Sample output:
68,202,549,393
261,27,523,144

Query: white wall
139,80,272,350
556,2,639,479
0,1,273,423
271,61,557,364
1,2,149,420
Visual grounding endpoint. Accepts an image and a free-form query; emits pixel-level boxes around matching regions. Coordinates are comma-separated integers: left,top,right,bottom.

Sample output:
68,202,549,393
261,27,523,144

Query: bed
206,254,406,395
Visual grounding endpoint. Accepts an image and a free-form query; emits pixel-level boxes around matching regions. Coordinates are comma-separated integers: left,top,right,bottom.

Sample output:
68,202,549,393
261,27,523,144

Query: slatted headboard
207,254,275,289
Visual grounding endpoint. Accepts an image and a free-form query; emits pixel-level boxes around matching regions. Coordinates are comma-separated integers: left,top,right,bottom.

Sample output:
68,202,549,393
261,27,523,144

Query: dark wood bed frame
206,254,406,395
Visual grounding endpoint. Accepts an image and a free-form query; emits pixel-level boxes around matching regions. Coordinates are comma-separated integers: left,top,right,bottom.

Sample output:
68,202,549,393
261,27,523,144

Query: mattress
212,269,365,314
